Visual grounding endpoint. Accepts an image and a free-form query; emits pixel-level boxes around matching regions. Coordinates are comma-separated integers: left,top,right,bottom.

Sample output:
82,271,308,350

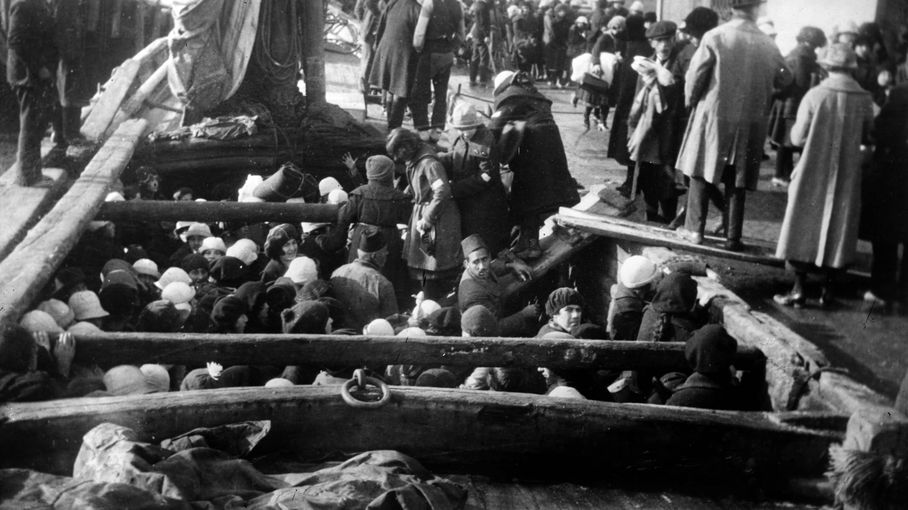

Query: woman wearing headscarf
261,224,301,284
666,324,741,410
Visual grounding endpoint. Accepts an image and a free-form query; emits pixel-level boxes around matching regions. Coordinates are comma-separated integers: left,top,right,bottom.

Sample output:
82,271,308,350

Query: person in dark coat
387,128,462,300
609,15,652,197
354,0,384,90
369,0,423,129
438,103,510,255
607,255,660,340
412,0,464,141
543,3,572,87
489,71,580,259
666,324,740,410
768,26,827,185
636,271,706,344
51,0,89,148
329,229,399,331
864,81,908,305
7,0,59,186
0,325,76,403
468,0,493,86
536,287,585,337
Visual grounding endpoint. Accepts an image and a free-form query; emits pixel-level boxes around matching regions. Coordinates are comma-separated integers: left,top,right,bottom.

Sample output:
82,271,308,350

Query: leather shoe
773,292,805,308
676,228,703,245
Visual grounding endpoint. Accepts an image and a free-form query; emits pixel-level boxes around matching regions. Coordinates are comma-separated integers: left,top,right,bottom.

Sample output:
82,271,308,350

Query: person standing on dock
412,0,464,142
675,0,791,252
7,0,59,187
369,0,423,130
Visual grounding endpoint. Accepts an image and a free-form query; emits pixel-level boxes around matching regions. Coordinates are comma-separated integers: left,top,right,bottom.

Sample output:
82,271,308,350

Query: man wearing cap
412,0,464,142
438,103,509,255
675,0,791,252
627,20,686,224
327,154,412,307
537,287,584,337
330,229,399,331
457,234,537,336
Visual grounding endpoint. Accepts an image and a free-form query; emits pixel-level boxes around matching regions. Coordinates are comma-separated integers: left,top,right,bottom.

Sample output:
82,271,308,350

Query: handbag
580,72,610,95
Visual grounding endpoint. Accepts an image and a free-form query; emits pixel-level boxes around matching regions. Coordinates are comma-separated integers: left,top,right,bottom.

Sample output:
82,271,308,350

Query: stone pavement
324,54,907,401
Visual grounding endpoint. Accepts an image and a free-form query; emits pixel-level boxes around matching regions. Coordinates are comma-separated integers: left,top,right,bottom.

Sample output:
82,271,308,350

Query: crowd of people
4,1,908,414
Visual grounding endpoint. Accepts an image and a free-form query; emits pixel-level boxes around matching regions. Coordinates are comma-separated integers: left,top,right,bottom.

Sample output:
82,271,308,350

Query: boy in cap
330,228,399,330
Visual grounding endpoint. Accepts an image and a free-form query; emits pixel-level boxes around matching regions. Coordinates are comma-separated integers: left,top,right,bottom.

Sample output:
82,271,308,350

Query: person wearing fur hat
675,0,791,252
330,229,399,330
457,234,538,337
0,324,76,402
768,26,828,187
387,128,463,300
438,103,510,255
666,324,741,410
489,71,579,260
607,255,660,340
537,287,585,337
260,224,302,284
774,43,874,308
329,154,412,307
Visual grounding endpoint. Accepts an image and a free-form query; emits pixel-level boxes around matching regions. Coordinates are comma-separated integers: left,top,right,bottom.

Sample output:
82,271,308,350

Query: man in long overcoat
369,0,423,130
675,0,791,251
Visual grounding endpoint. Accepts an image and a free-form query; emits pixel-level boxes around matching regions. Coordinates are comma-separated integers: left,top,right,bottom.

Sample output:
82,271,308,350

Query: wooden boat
1,6,906,510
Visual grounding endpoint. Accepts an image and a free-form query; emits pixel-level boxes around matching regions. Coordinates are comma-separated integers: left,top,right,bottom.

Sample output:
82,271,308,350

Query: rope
253,0,301,85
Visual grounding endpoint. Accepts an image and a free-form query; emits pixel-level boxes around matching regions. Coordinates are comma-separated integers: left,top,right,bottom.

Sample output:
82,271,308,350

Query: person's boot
513,225,542,260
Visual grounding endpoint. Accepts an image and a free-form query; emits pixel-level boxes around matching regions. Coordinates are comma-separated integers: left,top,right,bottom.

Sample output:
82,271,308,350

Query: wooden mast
301,0,327,106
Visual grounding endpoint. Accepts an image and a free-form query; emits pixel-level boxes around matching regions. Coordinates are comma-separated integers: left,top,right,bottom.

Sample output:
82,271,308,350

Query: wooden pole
300,0,326,106
0,386,842,481
0,120,148,327
96,198,340,223
64,332,766,371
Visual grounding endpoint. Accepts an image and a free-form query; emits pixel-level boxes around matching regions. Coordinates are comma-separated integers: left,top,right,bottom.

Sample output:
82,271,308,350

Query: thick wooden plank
96,200,340,224
81,59,142,141
65,333,766,371
0,168,68,261
0,387,842,482
557,207,785,268
104,61,169,140
0,120,148,326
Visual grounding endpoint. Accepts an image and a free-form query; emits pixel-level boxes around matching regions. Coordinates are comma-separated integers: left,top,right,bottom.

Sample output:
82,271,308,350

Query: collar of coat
820,73,871,94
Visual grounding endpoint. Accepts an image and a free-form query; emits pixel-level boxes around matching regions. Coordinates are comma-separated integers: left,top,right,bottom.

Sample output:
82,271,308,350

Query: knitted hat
685,324,737,375
19,310,63,334
226,239,259,266
283,256,318,285
545,287,584,317
327,189,348,205
318,177,343,196
135,300,184,333
0,324,34,372
682,7,718,37
37,299,75,329
266,278,298,309
363,318,395,336
133,258,161,279
618,255,659,289
461,305,499,337
451,103,483,129
180,253,209,273
69,290,110,320
359,228,386,253
67,321,103,335
416,368,459,388
281,300,330,334
183,222,213,241
211,296,247,327
460,234,488,257
103,365,155,395
161,281,195,311
209,257,247,287
646,20,677,39
366,155,395,184
155,267,193,290
140,364,171,393
819,43,858,70
200,236,227,255
264,224,300,260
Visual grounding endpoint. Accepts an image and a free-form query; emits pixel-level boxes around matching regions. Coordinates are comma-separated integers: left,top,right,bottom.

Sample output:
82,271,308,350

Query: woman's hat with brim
450,103,483,129
819,43,858,69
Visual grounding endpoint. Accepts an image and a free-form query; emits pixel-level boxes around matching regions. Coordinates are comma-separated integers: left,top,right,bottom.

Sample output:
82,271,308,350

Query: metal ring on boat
341,369,391,409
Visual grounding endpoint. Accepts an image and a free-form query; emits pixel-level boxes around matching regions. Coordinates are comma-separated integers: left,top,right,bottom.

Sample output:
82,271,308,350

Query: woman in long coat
774,44,874,307
386,128,462,300
368,0,423,129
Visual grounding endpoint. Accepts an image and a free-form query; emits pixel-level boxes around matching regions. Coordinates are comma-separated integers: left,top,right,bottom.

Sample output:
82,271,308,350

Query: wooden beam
0,386,843,481
557,207,785,268
96,200,340,224
300,0,326,106
0,168,68,261
0,120,148,327
65,332,766,371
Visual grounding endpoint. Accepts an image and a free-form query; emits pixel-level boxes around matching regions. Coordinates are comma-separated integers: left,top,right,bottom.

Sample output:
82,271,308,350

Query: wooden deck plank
0,167,68,261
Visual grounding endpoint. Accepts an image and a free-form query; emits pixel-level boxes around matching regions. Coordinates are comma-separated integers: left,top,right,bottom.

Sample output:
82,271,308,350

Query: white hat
181,222,213,242
618,255,659,289
397,327,426,337
575,16,589,25
264,378,294,388
327,189,348,204
103,365,155,395
37,299,75,329
417,299,441,318
105,191,125,202
200,236,227,255
132,258,160,279
363,318,395,336
318,177,343,196
19,310,64,333
161,281,195,311
140,364,171,393
301,222,329,234
493,71,516,92
629,1,645,13
67,321,104,335
155,267,192,290
283,256,318,285
68,290,110,321
226,239,259,266
173,221,193,238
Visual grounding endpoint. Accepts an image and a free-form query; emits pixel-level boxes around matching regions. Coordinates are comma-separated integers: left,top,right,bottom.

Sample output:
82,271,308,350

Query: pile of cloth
0,421,466,509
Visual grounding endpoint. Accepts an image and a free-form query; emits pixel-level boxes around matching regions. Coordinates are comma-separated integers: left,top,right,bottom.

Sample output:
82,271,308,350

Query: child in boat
0,324,76,402
607,255,660,340
666,324,741,410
